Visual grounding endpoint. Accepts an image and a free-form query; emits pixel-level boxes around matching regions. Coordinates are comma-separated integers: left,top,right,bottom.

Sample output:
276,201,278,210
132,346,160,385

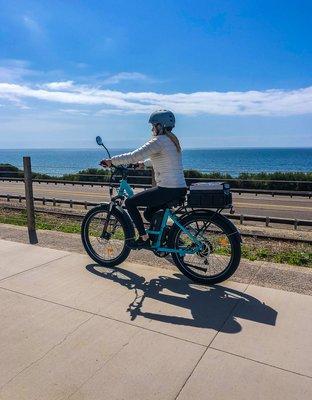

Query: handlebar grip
99,161,116,168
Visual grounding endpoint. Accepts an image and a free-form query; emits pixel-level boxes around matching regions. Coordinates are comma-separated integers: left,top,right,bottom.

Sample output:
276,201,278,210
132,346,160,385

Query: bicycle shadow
86,264,278,334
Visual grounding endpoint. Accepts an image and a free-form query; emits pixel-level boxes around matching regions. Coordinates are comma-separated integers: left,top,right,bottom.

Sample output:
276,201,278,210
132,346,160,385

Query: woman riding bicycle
101,110,187,250
84,110,241,284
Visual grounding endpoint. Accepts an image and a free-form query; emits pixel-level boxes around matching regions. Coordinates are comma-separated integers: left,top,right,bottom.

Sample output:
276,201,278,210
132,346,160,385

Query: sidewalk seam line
0,253,71,282
174,347,209,400
65,329,141,400
0,286,207,348
248,263,265,287
210,347,312,379
174,288,247,399
0,314,94,392
208,280,251,349
1,229,311,295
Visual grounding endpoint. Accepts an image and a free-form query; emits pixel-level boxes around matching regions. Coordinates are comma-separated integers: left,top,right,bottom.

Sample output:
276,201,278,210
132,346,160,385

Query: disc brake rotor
197,239,212,255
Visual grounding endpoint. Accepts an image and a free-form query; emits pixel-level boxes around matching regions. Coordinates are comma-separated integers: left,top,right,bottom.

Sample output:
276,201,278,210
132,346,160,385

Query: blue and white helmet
148,110,175,129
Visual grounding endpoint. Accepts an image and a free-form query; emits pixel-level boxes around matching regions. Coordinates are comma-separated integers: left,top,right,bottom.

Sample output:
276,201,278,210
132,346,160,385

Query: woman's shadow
86,264,277,334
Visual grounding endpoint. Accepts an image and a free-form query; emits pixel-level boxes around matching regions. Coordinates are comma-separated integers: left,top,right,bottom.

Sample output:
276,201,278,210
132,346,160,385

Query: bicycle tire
167,211,241,284
81,204,134,267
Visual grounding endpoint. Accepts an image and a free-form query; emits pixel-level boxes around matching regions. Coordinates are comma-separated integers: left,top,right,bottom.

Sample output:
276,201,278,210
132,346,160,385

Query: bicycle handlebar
97,137,142,185
100,163,139,171
100,163,141,186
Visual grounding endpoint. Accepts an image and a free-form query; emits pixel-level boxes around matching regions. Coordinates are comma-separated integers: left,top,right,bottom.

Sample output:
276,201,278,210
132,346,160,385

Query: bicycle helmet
148,110,175,129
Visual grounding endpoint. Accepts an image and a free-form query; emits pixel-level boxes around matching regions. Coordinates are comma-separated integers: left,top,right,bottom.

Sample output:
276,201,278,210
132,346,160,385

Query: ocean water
0,148,311,177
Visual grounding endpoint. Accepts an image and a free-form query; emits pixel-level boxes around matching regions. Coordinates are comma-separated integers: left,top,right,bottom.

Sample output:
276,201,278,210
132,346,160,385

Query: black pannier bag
187,182,232,209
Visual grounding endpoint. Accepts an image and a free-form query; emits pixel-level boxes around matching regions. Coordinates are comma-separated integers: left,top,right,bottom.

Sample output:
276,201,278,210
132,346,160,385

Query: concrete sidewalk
0,239,311,399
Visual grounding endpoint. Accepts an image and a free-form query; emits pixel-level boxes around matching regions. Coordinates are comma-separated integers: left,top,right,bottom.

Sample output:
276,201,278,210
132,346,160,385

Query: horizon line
1,146,312,151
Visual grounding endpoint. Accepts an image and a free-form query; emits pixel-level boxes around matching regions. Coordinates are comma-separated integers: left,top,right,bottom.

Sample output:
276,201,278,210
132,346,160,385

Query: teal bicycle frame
116,178,203,256
117,178,135,198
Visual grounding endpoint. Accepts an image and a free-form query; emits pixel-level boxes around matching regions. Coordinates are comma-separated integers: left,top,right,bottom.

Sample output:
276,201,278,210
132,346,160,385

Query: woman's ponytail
165,130,182,153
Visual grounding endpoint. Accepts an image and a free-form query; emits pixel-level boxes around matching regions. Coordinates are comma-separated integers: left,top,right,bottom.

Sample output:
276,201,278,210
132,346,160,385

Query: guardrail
1,193,311,230
1,177,311,198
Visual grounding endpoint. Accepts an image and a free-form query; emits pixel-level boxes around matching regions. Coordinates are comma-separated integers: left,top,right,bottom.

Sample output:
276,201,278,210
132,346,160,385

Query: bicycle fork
100,202,114,239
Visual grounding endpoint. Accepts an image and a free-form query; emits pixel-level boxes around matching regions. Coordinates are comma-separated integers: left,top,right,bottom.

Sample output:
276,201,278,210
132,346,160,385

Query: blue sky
0,0,311,148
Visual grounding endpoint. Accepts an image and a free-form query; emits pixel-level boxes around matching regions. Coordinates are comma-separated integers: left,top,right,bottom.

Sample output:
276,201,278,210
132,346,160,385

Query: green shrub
0,163,22,178
2,163,311,190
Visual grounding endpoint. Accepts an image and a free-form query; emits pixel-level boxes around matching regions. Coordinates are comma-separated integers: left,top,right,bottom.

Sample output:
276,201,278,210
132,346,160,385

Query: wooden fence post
23,157,38,244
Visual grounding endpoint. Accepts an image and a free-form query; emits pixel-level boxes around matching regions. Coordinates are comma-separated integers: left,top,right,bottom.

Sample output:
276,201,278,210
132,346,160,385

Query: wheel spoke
175,217,233,279
87,210,125,262
184,262,208,273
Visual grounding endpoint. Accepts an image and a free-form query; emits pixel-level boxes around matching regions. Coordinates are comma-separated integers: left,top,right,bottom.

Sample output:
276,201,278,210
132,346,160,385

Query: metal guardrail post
23,157,38,244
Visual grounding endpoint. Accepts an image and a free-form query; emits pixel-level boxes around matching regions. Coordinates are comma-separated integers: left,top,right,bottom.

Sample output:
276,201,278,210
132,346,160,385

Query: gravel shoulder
0,222,311,296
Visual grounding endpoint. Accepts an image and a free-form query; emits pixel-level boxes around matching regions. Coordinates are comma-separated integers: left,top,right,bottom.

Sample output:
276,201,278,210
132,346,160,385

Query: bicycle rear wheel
81,204,134,267
167,211,241,284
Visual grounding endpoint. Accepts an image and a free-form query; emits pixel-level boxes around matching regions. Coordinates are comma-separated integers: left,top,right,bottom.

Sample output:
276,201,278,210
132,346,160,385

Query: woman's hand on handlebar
100,159,112,167
129,162,145,170
136,161,145,170
99,160,144,170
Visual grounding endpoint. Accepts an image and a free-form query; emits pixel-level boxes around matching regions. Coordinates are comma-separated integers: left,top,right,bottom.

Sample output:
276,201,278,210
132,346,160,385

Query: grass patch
1,208,311,267
0,209,82,234
241,243,312,267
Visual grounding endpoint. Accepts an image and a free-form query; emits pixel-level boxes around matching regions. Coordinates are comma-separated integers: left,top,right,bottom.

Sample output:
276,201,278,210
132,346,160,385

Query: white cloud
0,81,312,116
0,59,37,82
42,81,74,90
103,72,149,85
22,15,42,34
59,108,89,116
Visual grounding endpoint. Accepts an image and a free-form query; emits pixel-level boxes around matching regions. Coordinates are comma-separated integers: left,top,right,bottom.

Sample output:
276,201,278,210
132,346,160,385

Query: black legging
125,186,187,236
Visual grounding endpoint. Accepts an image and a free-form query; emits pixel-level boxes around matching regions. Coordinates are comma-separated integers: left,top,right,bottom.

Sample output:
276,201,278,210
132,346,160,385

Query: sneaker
126,237,151,250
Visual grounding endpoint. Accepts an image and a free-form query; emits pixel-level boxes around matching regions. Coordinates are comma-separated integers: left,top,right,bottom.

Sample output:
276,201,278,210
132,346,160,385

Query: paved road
0,239,311,399
1,181,312,220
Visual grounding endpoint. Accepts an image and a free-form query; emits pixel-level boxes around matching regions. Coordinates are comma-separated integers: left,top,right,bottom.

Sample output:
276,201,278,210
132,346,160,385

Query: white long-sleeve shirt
111,134,186,188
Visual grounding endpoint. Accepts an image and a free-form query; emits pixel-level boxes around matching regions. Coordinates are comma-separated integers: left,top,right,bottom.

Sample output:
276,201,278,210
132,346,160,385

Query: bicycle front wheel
81,204,134,267
167,211,241,284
